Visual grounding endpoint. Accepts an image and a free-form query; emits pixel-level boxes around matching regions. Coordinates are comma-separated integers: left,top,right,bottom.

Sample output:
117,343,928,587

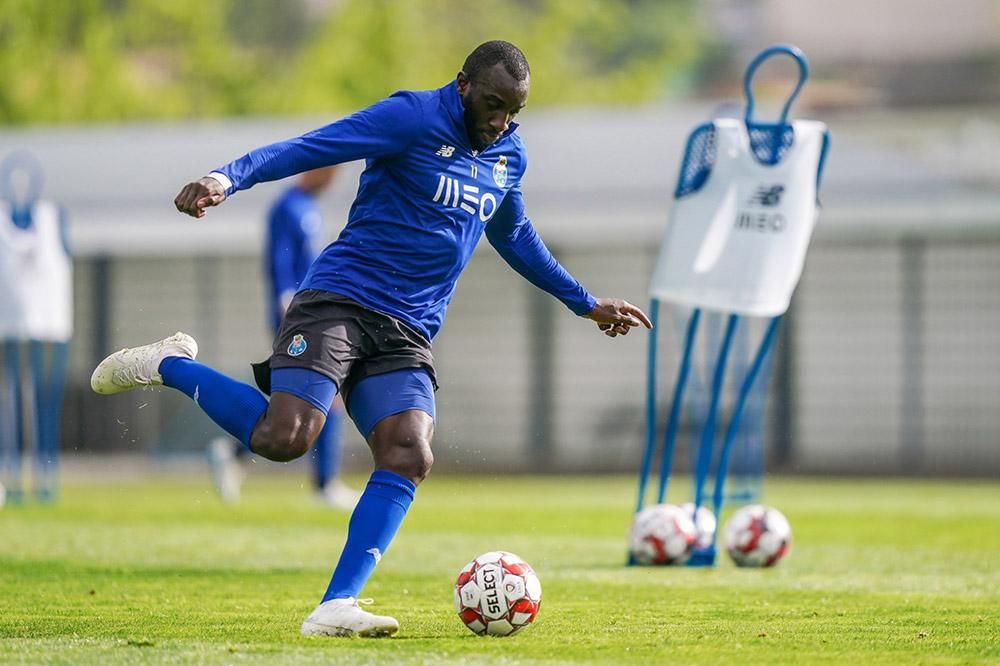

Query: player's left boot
90,332,198,395
207,437,244,504
300,598,399,637
314,479,361,511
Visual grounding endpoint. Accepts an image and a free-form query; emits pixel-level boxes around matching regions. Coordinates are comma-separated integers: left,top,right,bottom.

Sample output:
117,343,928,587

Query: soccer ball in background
454,551,541,636
723,504,791,567
628,503,697,565
680,502,717,551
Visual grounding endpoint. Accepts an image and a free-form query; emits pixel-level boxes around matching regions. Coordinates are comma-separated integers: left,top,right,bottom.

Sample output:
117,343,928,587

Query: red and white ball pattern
723,504,791,567
629,503,697,565
680,502,718,551
454,551,541,636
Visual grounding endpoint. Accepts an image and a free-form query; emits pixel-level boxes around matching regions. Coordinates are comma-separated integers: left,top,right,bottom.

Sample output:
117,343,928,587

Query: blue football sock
322,469,415,601
159,357,267,448
312,409,342,490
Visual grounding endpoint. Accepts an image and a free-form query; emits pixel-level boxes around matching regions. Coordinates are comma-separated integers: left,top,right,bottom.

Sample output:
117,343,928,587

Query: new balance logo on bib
748,184,784,207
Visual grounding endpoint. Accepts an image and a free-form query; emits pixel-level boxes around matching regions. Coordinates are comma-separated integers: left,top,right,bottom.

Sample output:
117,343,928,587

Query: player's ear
456,71,470,95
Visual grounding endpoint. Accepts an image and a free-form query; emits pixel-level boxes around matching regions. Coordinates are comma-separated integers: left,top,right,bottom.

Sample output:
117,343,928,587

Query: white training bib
0,200,73,341
650,119,826,316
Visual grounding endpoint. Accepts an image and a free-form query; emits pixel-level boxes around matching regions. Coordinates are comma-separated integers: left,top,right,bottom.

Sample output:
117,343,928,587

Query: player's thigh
347,368,436,441
369,409,435,450
254,364,338,459
346,368,436,480
261,391,328,437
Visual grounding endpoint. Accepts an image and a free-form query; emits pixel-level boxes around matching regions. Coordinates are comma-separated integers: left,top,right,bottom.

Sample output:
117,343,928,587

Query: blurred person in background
92,40,651,638
208,166,358,510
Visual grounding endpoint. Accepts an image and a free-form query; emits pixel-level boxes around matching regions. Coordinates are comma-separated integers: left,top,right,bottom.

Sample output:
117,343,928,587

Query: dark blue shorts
252,290,438,436
266,290,436,396
271,366,435,438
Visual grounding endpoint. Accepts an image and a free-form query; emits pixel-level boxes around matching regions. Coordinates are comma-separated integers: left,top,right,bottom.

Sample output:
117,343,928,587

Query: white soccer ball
454,551,541,636
723,504,791,567
629,503,697,565
680,502,717,551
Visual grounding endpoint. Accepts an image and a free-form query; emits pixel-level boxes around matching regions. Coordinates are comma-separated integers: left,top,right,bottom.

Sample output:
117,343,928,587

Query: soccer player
208,166,358,510
91,40,652,637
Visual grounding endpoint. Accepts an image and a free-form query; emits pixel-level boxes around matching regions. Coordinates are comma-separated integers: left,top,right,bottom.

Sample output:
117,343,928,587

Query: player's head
457,40,530,151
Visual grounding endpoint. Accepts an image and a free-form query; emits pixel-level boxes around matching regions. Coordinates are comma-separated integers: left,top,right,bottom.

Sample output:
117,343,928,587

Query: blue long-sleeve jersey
211,81,596,340
265,185,322,332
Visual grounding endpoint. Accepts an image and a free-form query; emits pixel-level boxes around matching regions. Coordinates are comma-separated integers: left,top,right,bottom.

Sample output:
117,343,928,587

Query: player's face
457,64,529,151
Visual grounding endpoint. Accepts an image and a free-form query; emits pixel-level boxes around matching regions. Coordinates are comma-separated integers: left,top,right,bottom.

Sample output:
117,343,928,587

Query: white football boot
300,598,399,638
207,437,244,504
90,332,198,395
314,479,361,511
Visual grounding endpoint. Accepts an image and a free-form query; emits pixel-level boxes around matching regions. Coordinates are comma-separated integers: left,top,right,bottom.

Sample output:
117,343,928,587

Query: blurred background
1,0,998,481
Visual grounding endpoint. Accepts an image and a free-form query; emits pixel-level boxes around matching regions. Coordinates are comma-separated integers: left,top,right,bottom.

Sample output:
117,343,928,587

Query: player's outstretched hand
174,176,226,218
584,298,653,338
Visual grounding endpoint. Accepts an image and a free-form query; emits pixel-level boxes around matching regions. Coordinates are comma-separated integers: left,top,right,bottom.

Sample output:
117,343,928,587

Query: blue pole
634,298,660,514
0,342,13,497
30,341,47,500
2,340,23,503
727,315,751,501
692,314,739,512
687,314,739,566
742,319,780,501
48,341,69,500
20,341,39,501
33,340,67,501
655,308,701,504
712,316,782,520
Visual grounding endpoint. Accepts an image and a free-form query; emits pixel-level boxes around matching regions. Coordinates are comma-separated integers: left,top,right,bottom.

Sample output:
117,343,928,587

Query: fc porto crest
287,334,307,357
492,155,508,188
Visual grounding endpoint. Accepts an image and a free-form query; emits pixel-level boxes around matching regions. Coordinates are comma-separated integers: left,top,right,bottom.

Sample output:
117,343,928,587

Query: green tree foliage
0,0,245,122
0,0,707,125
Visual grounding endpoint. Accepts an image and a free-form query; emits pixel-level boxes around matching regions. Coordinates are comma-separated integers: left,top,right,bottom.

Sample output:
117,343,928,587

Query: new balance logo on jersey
435,145,456,157
432,175,498,222
748,184,784,207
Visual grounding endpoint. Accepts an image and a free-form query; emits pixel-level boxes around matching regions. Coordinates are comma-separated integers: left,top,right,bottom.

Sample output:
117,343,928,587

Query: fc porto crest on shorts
492,155,508,188
287,334,307,356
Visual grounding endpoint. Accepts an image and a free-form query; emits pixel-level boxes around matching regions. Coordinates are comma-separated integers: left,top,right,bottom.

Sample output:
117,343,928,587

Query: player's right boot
300,598,399,638
90,332,198,395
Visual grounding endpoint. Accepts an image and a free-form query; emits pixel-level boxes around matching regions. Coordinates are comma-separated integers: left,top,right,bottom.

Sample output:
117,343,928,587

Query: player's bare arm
584,298,653,338
174,176,226,218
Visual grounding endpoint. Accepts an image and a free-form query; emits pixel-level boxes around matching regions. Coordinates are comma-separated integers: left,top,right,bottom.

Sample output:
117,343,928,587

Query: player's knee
407,442,434,483
271,434,311,462
370,410,435,484
375,432,434,484
250,394,325,462
252,429,311,462
402,441,434,484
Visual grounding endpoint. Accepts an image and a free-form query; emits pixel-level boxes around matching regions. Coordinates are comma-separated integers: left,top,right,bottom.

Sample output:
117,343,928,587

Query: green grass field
1,474,998,665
